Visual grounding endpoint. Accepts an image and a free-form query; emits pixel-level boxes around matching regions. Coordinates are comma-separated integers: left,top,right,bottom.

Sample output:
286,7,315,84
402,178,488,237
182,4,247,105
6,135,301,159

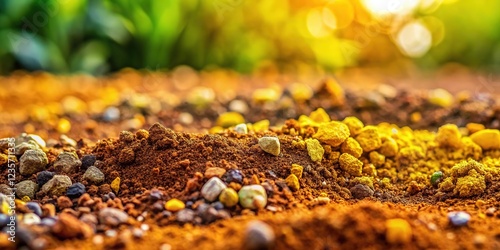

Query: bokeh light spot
396,20,432,58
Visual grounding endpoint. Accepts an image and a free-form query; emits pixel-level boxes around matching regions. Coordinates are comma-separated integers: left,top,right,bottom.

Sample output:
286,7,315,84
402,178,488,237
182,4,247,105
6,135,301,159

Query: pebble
41,175,72,196
83,166,105,184
228,99,249,114
201,177,227,202
288,83,313,102
436,124,462,148
313,121,350,147
25,202,42,216
80,154,96,171
448,211,470,226
22,213,41,225
15,141,40,156
60,134,77,147
57,196,73,209
238,185,267,209
234,123,248,134
285,174,300,191
485,207,496,217
132,228,144,239
66,182,86,199
15,180,38,200
219,188,239,207
385,218,412,244
36,171,55,187
52,213,93,239
0,184,9,195
178,112,194,125
305,138,324,162
291,164,304,179
223,169,244,184
42,203,56,217
350,184,374,199
470,129,500,150
103,106,121,122
197,203,218,224
0,214,8,228
204,167,226,179
19,149,48,176
111,177,121,193
216,112,245,128
165,198,185,212
176,209,195,223
430,171,443,188
258,137,280,156
54,151,82,174
99,208,129,227
244,220,275,250
339,153,363,177
428,88,454,107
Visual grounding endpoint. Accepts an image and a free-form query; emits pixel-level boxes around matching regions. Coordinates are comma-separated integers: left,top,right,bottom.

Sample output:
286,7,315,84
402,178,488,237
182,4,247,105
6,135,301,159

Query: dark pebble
198,204,218,224
0,214,9,229
36,171,54,187
108,192,116,200
26,202,43,217
212,201,224,211
223,169,244,184
66,183,86,199
185,201,194,208
102,194,110,202
160,211,172,218
244,221,275,250
176,209,195,223
80,155,96,171
152,201,164,213
149,190,162,201
350,184,374,199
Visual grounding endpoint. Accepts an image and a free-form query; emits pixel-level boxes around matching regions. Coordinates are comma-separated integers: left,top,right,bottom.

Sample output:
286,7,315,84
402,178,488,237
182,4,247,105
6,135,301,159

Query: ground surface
1,69,500,250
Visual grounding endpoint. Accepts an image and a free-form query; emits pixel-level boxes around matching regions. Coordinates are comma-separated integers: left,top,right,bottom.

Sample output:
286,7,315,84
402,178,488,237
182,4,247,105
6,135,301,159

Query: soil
1,68,500,250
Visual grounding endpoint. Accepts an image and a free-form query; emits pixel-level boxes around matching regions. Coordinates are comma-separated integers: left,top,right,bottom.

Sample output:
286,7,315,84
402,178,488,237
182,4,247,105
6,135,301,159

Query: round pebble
25,202,42,217
176,209,195,223
350,184,374,199
223,169,244,184
244,220,275,250
53,152,82,174
22,213,41,225
36,171,54,187
386,218,412,244
197,203,218,224
448,211,470,227
258,137,280,156
41,175,72,196
234,123,248,134
80,154,96,171
201,177,227,202
66,183,86,199
19,149,48,176
15,180,38,200
99,208,129,227
219,188,239,207
83,166,105,184
238,185,267,209
103,106,121,122
165,198,185,212
15,141,40,156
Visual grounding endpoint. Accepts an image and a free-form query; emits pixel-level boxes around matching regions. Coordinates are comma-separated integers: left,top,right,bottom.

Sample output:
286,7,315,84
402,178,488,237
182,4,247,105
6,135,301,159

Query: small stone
229,99,249,114
473,234,487,247
178,112,194,125
111,177,121,193
15,141,40,156
448,211,470,227
216,112,245,128
36,171,55,187
342,116,364,136
103,106,121,122
25,202,42,217
313,121,350,147
41,175,72,196
355,126,382,152
83,166,105,184
165,198,185,212
42,203,56,217
380,137,399,157
212,201,225,210
99,208,129,227
81,155,96,171
60,134,77,147
219,188,239,207
305,138,324,162
428,88,454,107
244,220,275,250
234,123,248,134
0,184,9,195
386,218,412,244
466,123,485,134
339,153,363,177
19,149,48,176
341,137,363,158
470,129,500,150
52,213,93,239
258,137,280,156
22,213,41,225
54,152,81,174
430,171,443,188
350,184,374,199
238,185,267,210
197,203,218,224
285,174,300,191
288,83,314,102
309,108,330,123
485,207,496,217
67,183,86,199
436,124,462,148
201,177,227,202
15,180,38,200
290,164,304,179
57,196,73,209
223,169,244,184
204,167,226,179
176,209,195,223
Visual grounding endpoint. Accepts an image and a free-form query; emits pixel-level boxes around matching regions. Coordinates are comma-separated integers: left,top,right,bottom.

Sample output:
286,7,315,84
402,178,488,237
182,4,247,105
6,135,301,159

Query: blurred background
0,0,499,75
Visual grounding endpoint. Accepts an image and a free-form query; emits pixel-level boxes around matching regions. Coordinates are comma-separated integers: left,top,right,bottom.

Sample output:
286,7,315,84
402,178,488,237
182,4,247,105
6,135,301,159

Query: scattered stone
308,108,330,123
42,203,56,217
339,153,363,177
0,184,9,195
25,202,42,217
223,169,244,184
288,83,313,102
258,137,280,156
178,112,194,125
216,112,245,128
81,154,96,171
290,164,304,179
36,171,54,187
342,116,364,136
219,188,239,207
204,167,226,179
57,196,73,209
341,137,363,158
15,180,38,200
67,182,86,199
99,208,129,227
466,123,485,134
52,213,93,239
197,203,218,224
22,213,41,225
428,88,454,107
485,207,496,217
313,121,350,147
228,99,249,114
350,184,374,199
103,106,121,122
53,151,81,174
244,220,275,250
165,198,185,212
285,174,300,191
380,137,399,157
41,175,72,196
111,177,121,193
201,177,227,202
238,185,267,209
448,211,470,227
436,124,462,148
60,134,77,147
234,123,248,134
176,209,195,223
83,166,105,184
386,218,412,244
15,141,40,156
19,149,48,176
355,126,382,152
305,138,324,162
470,129,500,150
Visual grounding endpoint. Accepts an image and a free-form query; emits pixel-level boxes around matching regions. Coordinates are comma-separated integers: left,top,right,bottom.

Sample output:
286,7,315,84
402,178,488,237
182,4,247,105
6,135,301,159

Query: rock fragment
244,220,275,250
201,177,227,202
83,166,105,184
41,175,72,196
19,149,48,176
54,151,81,174
258,137,280,156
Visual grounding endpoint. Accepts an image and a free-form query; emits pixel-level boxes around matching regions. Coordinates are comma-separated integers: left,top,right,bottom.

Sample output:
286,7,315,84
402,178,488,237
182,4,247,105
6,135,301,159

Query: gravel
258,137,280,156
80,154,96,171
448,211,471,227
25,202,42,217
83,166,105,184
15,180,39,199
41,175,72,196
201,177,227,202
53,151,82,174
19,149,48,176
36,171,55,187
350,184,374,199
66,182,86,199
99,208,129,227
